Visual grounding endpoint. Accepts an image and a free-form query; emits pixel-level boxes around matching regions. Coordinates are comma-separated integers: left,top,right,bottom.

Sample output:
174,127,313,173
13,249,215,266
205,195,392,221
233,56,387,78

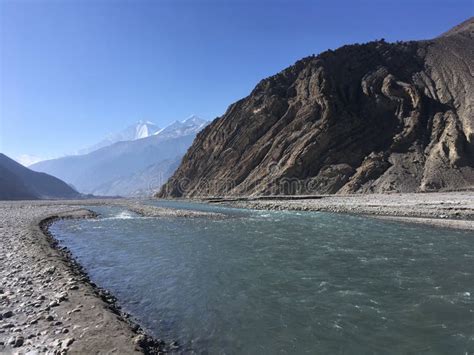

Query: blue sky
0,0,471,163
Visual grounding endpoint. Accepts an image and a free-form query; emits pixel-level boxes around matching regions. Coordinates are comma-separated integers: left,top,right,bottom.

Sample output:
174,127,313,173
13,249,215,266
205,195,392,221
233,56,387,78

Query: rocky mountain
0,153,81,200
158,18,474,198
77,120,161,155
31,116,208,196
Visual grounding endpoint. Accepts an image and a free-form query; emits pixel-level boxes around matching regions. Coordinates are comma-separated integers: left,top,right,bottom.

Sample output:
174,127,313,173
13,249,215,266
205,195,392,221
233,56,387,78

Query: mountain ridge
31,117,208,196
76,120,161,155
0,153,81,200
158,18,474,198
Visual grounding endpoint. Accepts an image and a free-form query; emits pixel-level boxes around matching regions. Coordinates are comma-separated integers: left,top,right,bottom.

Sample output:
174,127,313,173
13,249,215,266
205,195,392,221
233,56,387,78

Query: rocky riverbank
218,192,474,231
1,194,472,353
0,199,222,354
126,202,225,219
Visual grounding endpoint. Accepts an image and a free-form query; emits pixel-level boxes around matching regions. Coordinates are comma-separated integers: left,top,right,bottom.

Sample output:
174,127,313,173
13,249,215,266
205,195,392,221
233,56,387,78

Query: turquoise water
50,202,474,354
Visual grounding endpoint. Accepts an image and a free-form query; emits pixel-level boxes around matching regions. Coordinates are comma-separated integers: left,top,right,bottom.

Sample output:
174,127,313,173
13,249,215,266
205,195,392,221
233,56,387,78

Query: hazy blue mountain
30,116,208,196
90,157,182,197
76,120,161,155
0,153,81,200
154,115,208,139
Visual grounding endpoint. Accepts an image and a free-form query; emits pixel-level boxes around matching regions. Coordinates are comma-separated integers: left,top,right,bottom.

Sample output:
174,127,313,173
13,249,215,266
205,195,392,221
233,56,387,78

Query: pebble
3,310,14,318
56,292,68,301
133,334,146,346
44,266,56,275
68,307,81,314
8,335,24,347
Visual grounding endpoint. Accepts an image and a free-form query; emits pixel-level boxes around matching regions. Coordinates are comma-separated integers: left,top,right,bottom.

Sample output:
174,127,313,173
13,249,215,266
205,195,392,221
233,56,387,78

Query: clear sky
0,0,472,163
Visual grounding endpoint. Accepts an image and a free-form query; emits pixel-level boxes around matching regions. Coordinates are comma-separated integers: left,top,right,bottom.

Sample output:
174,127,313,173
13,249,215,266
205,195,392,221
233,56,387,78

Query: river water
49,201,474,354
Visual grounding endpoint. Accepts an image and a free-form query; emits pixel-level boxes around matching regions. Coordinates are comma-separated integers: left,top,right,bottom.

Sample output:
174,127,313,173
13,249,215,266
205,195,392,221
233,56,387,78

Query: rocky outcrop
158,18,474,198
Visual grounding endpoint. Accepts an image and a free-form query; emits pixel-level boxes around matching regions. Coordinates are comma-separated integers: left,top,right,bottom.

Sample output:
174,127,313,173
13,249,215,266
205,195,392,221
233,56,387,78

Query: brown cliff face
158,18,474,198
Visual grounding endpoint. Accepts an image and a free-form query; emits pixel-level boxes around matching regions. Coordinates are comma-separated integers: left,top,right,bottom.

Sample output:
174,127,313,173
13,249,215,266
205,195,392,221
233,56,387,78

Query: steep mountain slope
0,154,81,200
158,18,474,198
31,117,208,196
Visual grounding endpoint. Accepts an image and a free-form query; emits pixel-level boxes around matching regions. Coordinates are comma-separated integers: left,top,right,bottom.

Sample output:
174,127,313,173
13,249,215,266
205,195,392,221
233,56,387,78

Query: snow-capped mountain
30,116,209,196
155,115,208,139
133,120,161,139
77,120,161,155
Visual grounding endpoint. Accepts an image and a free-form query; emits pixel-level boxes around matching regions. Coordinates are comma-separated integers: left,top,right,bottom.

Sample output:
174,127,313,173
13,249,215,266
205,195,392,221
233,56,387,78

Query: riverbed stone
8,335,24,347
3,310,14,318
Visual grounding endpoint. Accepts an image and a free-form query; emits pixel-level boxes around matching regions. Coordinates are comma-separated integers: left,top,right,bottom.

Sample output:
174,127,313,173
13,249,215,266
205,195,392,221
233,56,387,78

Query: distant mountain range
159,18,474,197
0,153,81,200
30,116,208,196
76,120,161,155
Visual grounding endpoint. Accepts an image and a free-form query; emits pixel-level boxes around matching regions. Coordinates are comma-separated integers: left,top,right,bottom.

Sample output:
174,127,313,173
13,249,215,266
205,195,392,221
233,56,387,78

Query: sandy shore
216,192,474,231
0,199,220,354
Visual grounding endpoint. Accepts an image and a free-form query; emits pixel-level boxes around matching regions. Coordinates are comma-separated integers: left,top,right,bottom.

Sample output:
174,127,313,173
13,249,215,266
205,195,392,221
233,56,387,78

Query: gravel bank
219,192,474,231
126,202,225,219
0,199,221,354
1,194,472,352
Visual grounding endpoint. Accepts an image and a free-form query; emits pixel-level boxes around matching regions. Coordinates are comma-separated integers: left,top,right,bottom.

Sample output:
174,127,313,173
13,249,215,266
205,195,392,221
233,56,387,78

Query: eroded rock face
158,18,474,197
